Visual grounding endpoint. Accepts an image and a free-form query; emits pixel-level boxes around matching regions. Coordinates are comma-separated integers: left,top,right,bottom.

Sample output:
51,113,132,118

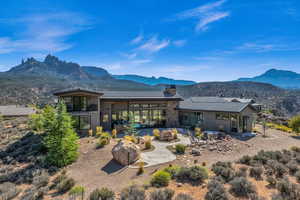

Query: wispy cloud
173,40,187,47
130,59,151,65
137,36,170,53
130,32,143,45
174,0,230,31
236,42,300,53
0,12,91,55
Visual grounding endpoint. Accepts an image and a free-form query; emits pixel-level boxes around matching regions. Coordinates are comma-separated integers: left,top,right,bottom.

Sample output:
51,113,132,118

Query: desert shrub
274,162,287,178
276,178,300,200
287,160,299,174
96,137,109,149
176,166,208,184
291,146,300,153
239,155,252,165
229,177,256,197
211,161,235,182
69,186,85,200
144,136,152,150
0,182,21,200
32,171,49,188
174,193,194,200
100,132,111,141
175,144,186,154
56,177,75,194
21,186,48,200
137,162,144,175
249,167,263,180
120,185,145,200
248,193,266,200
149,188,175,200
124,135,137,143
112,129,117,138
235,167,248,177
295,170,300,182
96,126,103,137
289,115,300,134
205,178,228,200
89,187,114,200
151,170,171,187
172,129,178,139
153,129,160,140
266,176,277,187
163,165,180,179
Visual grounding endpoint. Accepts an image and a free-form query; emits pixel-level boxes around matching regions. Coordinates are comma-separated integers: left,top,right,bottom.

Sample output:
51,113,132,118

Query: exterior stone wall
166,101,179,127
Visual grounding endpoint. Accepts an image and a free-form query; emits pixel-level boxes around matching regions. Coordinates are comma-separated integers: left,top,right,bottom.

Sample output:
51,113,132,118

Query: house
0,105,36,117
54,86,257,133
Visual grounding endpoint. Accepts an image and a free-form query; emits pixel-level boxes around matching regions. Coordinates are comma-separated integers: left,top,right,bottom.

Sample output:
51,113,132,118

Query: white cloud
130,59,151,65
173,40,187,47
0,12,91,55
236,42,300,53
137,36,170,53
130,33,143,44
174,0,229,32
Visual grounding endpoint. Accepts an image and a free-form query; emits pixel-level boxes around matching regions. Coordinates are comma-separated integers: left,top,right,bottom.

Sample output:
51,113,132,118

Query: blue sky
0,0,300,82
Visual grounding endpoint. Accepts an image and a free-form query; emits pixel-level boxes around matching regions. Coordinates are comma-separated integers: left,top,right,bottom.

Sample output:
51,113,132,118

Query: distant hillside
237,69,300,89
8,55,90,80
113,74,196,86
81,66,111,78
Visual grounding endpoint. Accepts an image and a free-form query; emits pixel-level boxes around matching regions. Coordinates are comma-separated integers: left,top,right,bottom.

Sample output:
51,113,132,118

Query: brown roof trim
53,88,103,96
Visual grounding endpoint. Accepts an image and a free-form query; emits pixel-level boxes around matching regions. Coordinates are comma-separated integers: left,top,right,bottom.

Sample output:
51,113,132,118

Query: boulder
191,148,201,156
159,130,175,141
112,140,140,166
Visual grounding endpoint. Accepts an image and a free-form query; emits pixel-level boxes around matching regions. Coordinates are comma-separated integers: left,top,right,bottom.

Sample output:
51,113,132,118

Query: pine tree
43,102,79,167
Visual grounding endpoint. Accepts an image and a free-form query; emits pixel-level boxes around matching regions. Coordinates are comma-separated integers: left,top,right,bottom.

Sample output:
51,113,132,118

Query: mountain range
1,54,300,116
237,69,300,89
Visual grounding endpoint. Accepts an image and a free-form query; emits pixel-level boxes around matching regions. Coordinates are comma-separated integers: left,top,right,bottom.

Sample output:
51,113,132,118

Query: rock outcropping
112,140,140,165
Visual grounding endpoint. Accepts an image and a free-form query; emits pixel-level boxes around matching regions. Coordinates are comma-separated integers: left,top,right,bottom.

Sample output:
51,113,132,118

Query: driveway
131,134,191,168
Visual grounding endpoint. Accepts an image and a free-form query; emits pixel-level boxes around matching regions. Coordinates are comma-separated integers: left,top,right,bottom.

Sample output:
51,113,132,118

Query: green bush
276,178,300,200
249,167,263,180
286,160,298,174
96,138,109,149
176,166,208,184
175,144,186,154
56,177,75,194
211,162,235,182
289,115,300,134
205,178,228,200
229,177,256,197
120,185,145,200
235,167,248,178
266,176,276,187
163,165,180,179
69,186,85,200
150,188,175,200
238,155,252,165
295,170,300,183
89,187,115,200
151,170,171,187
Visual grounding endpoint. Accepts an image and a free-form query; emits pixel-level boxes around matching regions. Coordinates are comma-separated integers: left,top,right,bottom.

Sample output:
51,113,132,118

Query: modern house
54,86,258,133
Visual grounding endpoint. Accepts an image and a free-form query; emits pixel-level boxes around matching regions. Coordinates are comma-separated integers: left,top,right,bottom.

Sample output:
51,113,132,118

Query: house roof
53,88,103,96
0,105,36,117
100,91,183,100
178,97,252,113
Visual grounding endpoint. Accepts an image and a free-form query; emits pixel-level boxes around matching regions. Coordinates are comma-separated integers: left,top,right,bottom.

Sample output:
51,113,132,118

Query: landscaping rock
159,130,174,141
191,148,201,156
112,140,141,165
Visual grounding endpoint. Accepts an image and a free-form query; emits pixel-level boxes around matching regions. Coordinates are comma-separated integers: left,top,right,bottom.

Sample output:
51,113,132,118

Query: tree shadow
101,159,126,174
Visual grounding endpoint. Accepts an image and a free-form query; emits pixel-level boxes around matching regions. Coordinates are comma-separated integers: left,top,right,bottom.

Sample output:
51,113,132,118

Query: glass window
216,113,229,120
103,114,109,123
72,116,90,130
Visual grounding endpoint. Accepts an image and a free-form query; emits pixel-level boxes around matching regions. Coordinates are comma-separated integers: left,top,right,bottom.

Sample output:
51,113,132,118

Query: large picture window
73,115,91,130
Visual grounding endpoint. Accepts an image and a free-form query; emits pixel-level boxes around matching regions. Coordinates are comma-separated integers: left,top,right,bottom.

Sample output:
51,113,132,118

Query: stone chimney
164,85,177,96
